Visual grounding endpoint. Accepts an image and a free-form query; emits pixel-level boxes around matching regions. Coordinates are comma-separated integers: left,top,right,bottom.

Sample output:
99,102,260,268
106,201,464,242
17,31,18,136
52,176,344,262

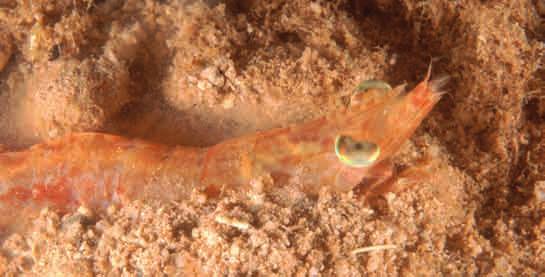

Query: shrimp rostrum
0,70,447,238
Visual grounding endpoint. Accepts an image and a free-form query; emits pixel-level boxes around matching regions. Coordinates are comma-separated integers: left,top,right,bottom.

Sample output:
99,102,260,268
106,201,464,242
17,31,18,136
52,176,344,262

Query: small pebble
77,206,94,218
200,66,225,87
215,215,250,230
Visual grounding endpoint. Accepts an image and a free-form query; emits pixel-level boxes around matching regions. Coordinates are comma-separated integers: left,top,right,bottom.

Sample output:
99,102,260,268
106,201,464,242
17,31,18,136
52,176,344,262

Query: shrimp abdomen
0,133,205,238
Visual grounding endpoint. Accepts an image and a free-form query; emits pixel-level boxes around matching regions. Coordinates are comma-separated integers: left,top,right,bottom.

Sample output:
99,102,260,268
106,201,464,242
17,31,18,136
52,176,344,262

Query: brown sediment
0,0,544,275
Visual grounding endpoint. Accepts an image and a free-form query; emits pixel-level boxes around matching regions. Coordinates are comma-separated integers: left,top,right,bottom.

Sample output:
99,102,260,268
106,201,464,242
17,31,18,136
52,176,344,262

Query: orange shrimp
0,70,446,239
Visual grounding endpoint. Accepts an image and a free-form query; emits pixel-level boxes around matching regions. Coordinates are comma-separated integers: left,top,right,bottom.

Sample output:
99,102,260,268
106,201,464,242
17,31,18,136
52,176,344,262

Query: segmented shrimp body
0,71,446,238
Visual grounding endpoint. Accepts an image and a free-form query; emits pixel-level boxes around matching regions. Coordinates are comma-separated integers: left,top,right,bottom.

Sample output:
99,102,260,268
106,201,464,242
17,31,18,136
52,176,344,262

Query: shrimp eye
354,80,392,93
334,135,380,167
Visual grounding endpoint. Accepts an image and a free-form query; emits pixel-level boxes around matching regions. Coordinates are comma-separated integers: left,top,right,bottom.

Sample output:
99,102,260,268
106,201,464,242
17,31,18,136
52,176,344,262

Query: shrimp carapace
0,71,446,238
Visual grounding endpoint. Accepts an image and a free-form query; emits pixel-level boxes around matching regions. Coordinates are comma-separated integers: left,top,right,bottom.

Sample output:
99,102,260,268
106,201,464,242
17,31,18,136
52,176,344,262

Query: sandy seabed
0,0,544,275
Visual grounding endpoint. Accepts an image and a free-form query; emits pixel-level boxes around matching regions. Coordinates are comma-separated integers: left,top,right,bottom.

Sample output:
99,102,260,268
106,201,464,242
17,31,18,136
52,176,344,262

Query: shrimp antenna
424,60,433,83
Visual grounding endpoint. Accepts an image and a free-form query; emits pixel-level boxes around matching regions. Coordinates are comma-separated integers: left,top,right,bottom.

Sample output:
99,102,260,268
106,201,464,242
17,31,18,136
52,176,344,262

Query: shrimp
0,69,447,239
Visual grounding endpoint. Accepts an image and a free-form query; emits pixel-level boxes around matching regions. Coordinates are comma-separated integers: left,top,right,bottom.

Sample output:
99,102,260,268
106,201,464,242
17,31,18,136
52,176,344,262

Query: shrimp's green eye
334,135,380,167
354,80,392,93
